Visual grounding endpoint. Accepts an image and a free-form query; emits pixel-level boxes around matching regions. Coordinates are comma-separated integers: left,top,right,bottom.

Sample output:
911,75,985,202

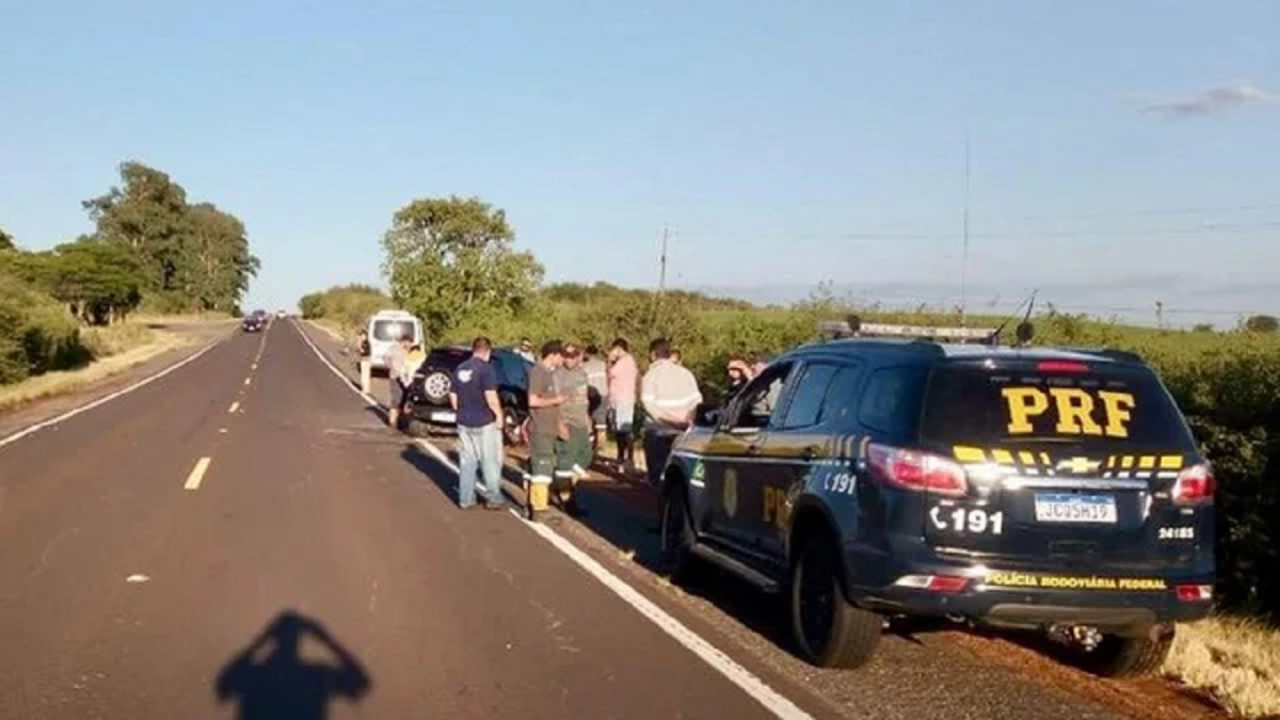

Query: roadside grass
0,323,194,412
1165,616,1280,719
309,318,351,343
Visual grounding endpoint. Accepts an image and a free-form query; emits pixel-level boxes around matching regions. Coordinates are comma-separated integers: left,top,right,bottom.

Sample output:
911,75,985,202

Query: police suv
658,321,1214,677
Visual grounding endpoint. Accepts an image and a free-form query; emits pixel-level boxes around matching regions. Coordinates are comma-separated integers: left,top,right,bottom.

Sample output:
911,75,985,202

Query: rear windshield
372,319,415,342
920,362,1194,449
427,348,470,366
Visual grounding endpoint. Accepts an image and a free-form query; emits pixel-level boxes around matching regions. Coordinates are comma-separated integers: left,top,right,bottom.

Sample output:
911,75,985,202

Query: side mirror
695,405,721,427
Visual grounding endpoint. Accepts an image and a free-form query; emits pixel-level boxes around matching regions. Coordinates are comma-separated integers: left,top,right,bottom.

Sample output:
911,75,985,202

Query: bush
0,274,89,383
297,284,392,336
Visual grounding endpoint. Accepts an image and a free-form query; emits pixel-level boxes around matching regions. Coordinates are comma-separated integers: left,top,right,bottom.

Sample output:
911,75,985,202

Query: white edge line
291,319,383,408
184,456,212,490
0,340,220,450
409,437,809,720
292,324,812,720
228,401,240,414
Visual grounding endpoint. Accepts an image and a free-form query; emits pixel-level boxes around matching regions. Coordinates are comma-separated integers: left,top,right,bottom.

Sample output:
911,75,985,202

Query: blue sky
2,1,1277,325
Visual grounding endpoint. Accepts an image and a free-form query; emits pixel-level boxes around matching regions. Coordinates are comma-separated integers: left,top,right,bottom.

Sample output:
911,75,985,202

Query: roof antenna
990,289,1038,346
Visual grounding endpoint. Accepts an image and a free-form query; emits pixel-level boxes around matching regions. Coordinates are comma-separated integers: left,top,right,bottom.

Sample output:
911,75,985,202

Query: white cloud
1140,82,1272,118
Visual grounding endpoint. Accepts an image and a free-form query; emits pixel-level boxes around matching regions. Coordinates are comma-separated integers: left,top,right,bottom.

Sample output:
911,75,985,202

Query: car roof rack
818,319,998,345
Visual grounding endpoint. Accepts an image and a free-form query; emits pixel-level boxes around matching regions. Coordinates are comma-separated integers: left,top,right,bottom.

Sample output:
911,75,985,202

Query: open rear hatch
915,357,1210,571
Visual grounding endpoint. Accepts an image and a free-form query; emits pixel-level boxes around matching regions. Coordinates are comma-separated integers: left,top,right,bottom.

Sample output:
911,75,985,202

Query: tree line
0,161,257,383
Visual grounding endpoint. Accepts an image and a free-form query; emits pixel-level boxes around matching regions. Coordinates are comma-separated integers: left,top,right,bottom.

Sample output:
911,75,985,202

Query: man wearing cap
449,337,508,511
525,341,565,518
641,338,702,487
517,338,536,364
553,343,591,515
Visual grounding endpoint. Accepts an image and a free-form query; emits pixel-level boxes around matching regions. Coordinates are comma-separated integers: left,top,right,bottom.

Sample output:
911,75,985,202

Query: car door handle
801,446,819,461
746,444,761,456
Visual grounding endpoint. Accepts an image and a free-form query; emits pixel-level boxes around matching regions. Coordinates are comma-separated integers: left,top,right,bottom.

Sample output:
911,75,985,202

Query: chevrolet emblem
1056,457,1102,474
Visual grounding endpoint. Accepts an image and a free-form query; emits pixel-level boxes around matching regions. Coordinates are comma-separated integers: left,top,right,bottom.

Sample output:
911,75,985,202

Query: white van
366,310,423,371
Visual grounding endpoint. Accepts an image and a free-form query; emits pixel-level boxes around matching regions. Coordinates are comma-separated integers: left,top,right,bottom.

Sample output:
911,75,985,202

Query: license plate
430,410,456,423
1034,493,1117,524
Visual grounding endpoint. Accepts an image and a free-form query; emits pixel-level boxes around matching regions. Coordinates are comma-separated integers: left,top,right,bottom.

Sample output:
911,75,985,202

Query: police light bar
818,320,997,343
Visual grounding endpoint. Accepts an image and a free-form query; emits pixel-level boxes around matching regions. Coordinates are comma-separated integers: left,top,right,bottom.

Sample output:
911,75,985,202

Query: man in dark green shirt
525,341,565,518
553,343,592,515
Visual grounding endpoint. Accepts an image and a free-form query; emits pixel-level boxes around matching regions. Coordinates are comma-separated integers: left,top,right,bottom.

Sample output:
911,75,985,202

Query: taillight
1172,463,1215,505
868,444,967,497
1176,584,1213,602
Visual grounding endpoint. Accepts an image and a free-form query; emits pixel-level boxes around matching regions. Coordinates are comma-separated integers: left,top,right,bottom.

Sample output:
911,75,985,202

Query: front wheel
790,536,882,669
1077,626,1175,678
659,484,696,580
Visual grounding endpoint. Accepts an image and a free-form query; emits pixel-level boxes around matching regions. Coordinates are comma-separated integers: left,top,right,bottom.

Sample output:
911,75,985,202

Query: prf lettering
1001,388,1136,438
762,487,788,530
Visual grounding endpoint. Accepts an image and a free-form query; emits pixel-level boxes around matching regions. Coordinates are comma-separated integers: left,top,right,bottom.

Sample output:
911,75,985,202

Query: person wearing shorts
607,338,638,470
525,341,565,518
386,335,413,430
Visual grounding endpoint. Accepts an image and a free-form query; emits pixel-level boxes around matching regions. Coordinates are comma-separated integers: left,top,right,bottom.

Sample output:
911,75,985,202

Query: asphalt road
0,320,1134,719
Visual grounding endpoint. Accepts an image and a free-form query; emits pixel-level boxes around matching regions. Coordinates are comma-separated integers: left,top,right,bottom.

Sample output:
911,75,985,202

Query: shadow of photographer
215,610,372,720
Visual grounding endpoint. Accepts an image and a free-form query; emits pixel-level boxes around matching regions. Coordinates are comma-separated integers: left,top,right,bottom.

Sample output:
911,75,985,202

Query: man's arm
449,392,458,411
484,389,502,421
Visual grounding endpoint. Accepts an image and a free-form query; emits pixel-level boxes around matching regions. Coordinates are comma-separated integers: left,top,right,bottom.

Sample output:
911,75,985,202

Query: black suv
407,346,533,443
241,314,265,333
658,327,1214,677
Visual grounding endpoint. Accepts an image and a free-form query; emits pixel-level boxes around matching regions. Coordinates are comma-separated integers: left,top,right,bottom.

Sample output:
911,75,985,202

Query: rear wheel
659,483,696,579
790,536,881,669
1078,626,1175,678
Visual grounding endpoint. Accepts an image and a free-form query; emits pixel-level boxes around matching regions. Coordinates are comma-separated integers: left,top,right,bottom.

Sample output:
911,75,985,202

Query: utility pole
652,224,670,333
1156,300,1165,330
658,224,669,298
960,134,971,326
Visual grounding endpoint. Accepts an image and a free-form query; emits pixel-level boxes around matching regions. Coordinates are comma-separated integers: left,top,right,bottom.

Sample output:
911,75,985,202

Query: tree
382,196,543,341
83,162,257,312
0,227,13,251
33,238,145,324
1245,315,1279,334
83,162,190,294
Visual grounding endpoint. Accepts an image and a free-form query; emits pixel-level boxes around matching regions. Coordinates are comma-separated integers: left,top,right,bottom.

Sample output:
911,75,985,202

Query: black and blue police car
657,320,1213,677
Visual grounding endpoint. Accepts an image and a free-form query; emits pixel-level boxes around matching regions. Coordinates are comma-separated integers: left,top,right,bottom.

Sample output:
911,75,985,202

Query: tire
1079,626,1174,679
659,484,696,579
790,535,882,669
421,371,451,403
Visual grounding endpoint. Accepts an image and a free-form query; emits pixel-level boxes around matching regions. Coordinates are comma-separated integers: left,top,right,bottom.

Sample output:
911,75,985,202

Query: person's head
399,333,413,348
727,358,750,384
609,338,630,361
649,338,672,362
671,348,683,365
520,338,534,355
540,340,564,368
358,329,368,339
471,336,493,362
562,342,582,369
585,344,600,360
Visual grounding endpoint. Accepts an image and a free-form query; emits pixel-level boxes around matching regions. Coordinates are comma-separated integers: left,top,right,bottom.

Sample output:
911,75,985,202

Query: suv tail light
1172,463,1215,505
868,444,967,497
1176,584,1214,602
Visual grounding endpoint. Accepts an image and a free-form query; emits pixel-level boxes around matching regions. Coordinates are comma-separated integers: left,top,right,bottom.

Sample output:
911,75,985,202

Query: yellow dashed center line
184,457,212,490
228,401,240,413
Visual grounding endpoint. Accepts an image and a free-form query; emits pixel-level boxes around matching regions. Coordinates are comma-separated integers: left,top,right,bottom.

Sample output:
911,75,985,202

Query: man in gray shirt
526,340,565,519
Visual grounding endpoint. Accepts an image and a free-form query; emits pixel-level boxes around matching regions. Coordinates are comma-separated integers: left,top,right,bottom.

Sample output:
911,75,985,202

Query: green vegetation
298,284,392,337
0,161,255,386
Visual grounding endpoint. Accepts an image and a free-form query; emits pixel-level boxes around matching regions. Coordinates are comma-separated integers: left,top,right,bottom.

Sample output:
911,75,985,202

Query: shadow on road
215,610,372,720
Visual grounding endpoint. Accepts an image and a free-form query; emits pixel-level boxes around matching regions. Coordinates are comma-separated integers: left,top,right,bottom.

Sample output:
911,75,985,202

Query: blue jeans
457,423,505,508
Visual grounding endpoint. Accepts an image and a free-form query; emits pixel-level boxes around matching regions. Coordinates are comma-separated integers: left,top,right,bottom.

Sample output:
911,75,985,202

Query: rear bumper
846,541,1214,633
408,403,458,426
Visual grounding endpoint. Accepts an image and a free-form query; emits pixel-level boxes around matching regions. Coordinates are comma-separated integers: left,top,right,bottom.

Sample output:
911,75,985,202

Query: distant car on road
276,309,287,318
407,345,533,444
241,314,265,333
365,310,423,373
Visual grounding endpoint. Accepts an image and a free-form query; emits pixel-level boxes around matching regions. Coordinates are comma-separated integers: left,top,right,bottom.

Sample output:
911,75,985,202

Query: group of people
447,334,707,519
369,325,770,519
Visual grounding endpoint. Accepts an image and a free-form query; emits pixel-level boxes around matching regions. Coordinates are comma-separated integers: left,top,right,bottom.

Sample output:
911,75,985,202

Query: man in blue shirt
449,337,508,511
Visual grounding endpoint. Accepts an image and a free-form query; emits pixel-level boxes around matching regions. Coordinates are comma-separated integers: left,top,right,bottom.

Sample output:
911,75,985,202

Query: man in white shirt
640,338,702,486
